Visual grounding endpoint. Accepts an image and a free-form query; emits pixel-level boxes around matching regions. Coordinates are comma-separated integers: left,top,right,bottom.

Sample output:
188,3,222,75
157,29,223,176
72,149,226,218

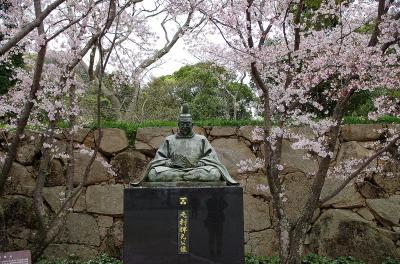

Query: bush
244,254,400,264
37,254,399,264
343,115,400,124
36,254,122,264
302,254,365,264
245,255,280,264
382,257,400,264
86,119,264,145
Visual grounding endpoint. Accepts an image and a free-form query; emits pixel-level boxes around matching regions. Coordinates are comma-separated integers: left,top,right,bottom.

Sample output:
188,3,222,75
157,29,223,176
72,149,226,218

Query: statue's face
178,120,193,137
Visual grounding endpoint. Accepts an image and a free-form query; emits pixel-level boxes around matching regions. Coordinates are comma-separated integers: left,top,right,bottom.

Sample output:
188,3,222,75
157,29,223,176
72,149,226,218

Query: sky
142,38,200,82
136,0,201,83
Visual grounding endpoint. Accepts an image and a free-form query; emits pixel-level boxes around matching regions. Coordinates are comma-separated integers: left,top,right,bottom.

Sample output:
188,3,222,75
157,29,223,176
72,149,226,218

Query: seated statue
139,104,238,185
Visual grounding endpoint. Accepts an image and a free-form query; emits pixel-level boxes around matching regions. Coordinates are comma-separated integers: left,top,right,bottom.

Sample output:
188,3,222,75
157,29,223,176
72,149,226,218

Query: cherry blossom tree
0,0,141,258
83,0,208,121
0,0,210,257
195,0,400,262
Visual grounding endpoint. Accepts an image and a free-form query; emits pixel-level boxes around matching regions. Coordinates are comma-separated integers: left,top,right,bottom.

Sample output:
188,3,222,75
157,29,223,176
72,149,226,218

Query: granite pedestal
123,184,244,264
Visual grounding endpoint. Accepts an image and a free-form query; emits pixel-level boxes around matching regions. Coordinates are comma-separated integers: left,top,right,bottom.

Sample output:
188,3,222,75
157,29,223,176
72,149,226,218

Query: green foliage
344,88,400,118
139,63,256,121
298,0,340,32
245,255,280,264
245,254,399,264
103,72,136,112
0,52,24,95
36,254,122,264
382,257,400,264
57,115,400,146
82,119,263,146
343,115,400,124
35,254,399,264
302,254,364,264
194,119,263,127
0,1,25,95
345,91,375,117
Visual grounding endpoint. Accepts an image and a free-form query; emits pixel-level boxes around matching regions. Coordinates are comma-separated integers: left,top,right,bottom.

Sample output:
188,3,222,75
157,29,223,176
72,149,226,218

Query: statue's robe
141,134,238,185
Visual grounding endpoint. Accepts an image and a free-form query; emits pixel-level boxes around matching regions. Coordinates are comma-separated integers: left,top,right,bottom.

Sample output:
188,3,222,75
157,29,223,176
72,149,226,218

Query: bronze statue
139,104,238,185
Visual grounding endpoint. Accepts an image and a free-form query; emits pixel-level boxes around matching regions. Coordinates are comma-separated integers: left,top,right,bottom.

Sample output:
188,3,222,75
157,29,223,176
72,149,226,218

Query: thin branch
293,0,304,51
368,0,388,47
320,134,400,204
161,14,171,43
0,0,48,197
0,0,66,56
210,19,248,54
46,0,100,43
246,0,255,49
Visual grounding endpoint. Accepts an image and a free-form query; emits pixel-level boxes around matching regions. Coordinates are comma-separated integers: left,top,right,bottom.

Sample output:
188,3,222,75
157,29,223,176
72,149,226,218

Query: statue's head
177,103,193,138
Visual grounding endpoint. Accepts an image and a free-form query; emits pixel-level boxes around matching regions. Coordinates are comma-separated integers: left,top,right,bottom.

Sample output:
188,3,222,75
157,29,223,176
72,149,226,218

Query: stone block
209,126,237,137
243,173,271,199
373,161,400,193
341,124,385,142
238,126,260,143
74,128,91,143
280,140,318,174
7,131,42,165
308,209,399,264
357,207,375,221
243,194,270,231
111,150,148,183
5,162,36,196
135,127,173,155
366,196,400,227
45,159,66,187
94,128,129,156
245,229,279,257
321,180,365,209
211,138,256,177
43,186,65,212
86,184,124,215
44,244,98,260
58,213,100,246
73,151,111,186
336,141,375,164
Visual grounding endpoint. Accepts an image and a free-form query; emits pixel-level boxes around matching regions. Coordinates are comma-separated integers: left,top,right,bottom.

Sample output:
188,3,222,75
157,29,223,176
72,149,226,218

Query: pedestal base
123,185,244,264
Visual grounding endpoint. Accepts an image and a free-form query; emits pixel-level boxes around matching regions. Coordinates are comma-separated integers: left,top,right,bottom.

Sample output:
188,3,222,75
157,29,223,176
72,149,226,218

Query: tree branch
0,0,66,56
0,0,48,197
368,0,387,47
293,0,304,51
320,134,400,204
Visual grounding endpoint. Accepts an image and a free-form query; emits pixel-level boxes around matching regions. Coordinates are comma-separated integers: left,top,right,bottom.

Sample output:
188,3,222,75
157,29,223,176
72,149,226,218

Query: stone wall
1,125,400,263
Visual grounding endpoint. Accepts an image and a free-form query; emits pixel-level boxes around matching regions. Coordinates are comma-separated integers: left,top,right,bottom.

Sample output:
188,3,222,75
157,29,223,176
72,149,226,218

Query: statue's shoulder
165,134,176,141
193,134,207,141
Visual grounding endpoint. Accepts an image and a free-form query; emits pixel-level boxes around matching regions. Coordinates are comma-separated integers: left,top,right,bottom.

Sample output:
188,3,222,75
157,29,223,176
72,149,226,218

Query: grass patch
343,115,400,124
194,119,263,127
85,119,264,145
37,254,399,264
245,254,400,264
36,254,122,264
245,255,280,264
2,115,400,145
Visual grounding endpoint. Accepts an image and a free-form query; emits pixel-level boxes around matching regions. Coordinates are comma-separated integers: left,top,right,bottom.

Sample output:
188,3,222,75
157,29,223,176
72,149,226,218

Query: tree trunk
0,0,47,197
280,225,306,264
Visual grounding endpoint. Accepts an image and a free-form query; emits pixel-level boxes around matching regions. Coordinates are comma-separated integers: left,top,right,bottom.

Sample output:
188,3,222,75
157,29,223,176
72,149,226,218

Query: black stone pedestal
123,185,244,264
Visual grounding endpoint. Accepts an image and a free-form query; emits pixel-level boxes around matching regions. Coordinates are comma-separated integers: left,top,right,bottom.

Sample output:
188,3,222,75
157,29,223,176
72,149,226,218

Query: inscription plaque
178,210,189,254
0,251,31,264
